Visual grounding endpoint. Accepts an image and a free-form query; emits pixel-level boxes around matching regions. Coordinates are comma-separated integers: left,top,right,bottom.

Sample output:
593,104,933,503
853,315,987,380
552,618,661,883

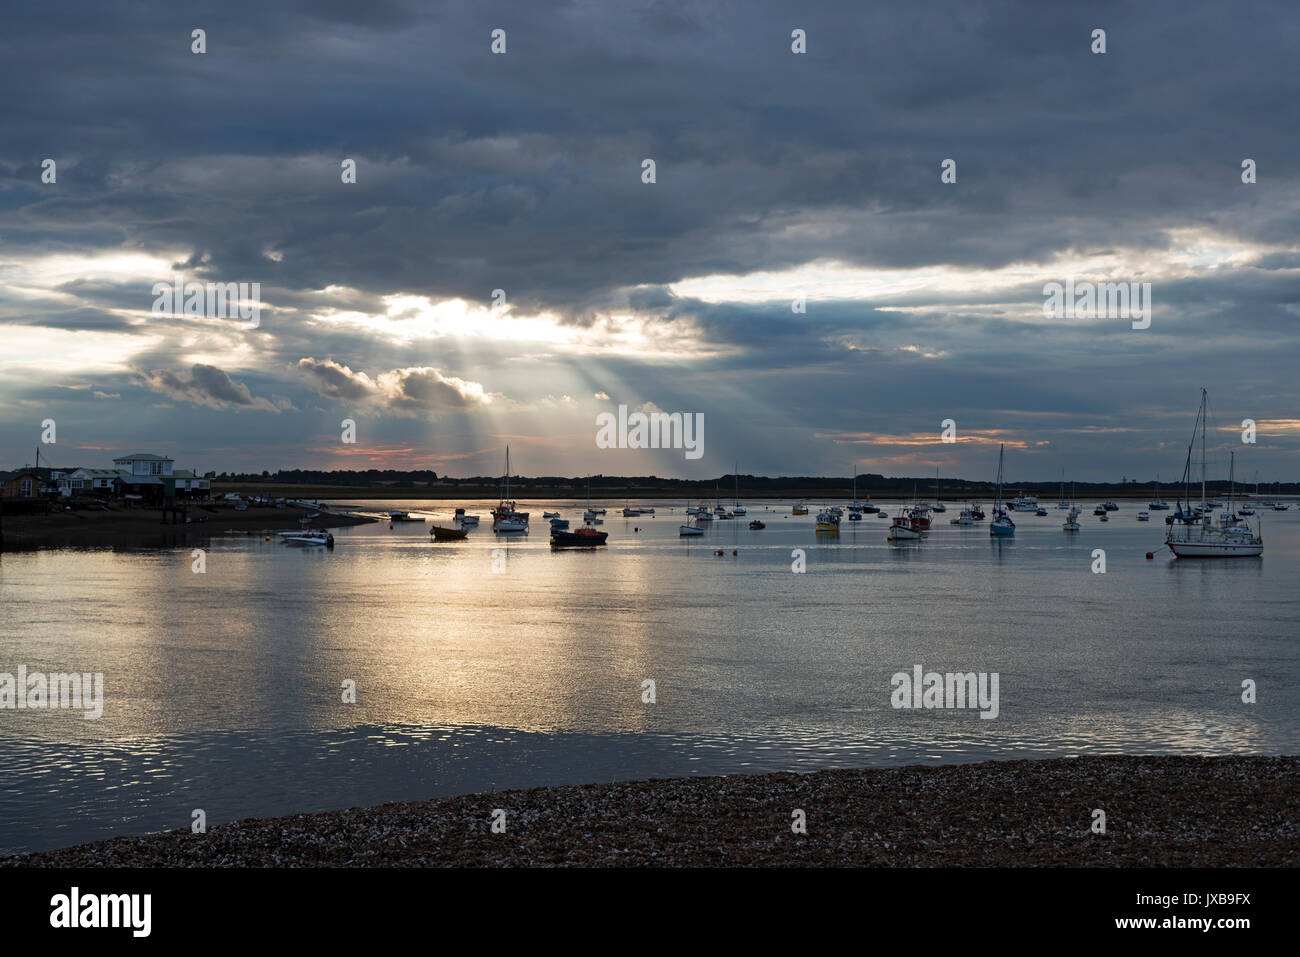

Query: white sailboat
492,447,529,533
731,465,746,516
583,477,603,525
1166,389,1262,558
847,465,864,521
679,499,705,536
989,444,1015,537
1062,482,1081,531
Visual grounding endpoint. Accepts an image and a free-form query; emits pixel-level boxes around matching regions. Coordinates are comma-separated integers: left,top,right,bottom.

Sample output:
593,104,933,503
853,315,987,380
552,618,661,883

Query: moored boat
278,530,334,547
888,508,922,540
1166,389,1263,558
989,445,1016,537
431,524,468,541
815,509,840,533
492,447,529,533
551,527,609,547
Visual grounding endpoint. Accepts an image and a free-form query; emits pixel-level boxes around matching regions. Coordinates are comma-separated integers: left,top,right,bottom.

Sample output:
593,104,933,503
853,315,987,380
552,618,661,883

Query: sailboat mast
1200,388,1207,506
995,444,1004,511
1228,450,1236,514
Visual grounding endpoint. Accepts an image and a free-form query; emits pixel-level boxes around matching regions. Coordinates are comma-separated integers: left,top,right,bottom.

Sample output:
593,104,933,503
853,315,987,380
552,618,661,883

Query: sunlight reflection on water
2,499,1297,853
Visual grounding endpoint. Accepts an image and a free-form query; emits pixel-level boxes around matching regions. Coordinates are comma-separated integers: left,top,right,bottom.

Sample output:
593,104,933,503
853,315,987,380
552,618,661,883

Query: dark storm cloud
136,363,283,412
3,0,1297,309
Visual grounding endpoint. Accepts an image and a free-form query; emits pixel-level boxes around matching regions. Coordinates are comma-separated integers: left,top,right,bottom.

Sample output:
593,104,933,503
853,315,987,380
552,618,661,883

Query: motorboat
906,506,932,531
549,517,570,530
1137,511,1150,521
888,508,922,540
551,527,608,547
792,502,808,515
278,530,334,547
748,520,765,529
389,510,423,522
815,509,840,533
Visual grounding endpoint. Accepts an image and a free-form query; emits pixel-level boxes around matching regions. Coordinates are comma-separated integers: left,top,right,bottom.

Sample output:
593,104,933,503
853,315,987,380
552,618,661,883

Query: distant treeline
212,469,1300,496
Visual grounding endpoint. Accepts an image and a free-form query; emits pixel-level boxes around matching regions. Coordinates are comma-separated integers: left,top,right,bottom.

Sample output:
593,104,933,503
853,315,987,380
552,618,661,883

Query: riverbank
0,504,375,550
4,756,1294,867
214,484,1264,503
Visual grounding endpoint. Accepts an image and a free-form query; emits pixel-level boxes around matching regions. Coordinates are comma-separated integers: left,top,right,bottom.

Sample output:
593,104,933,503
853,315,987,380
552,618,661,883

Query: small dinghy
431,524,468,541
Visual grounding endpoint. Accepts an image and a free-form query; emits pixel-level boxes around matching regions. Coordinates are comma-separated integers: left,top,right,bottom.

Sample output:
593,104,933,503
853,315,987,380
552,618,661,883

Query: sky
2,0,1299,484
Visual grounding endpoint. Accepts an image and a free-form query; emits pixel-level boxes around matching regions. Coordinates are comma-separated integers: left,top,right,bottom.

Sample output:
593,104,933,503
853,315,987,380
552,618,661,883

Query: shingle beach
5,756,1295,867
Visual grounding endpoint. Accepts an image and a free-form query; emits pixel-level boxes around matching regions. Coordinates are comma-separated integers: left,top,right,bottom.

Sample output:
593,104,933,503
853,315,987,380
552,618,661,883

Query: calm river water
2,498,1296,853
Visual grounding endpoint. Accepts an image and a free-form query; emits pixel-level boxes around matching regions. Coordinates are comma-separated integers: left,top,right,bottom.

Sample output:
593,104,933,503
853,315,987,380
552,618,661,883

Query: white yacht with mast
492,447,529,533
1166,389,1262,558
1062,482,1081,532
989,444,1015,537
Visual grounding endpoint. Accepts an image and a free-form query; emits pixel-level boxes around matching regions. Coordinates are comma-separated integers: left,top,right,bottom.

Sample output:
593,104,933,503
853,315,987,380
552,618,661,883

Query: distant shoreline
0,504,374,551
209,484,1270,502
5,755,1295,867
